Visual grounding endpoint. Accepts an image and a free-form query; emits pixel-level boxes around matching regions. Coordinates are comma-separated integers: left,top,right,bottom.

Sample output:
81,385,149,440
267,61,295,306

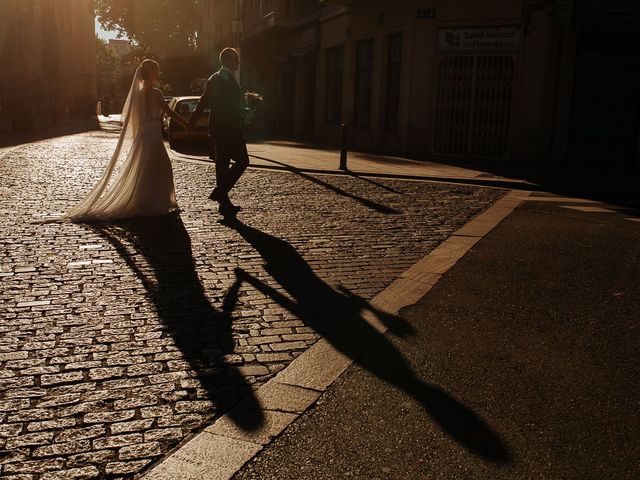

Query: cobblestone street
0,129,503,479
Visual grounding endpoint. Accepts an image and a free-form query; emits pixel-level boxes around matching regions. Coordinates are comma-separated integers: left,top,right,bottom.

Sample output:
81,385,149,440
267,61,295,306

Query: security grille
571,50,640,165
434,55,515,158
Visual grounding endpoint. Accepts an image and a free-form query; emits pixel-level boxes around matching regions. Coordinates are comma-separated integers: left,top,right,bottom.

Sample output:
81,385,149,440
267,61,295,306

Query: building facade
0,0,97,131
197,0,244,68
199,0,640,168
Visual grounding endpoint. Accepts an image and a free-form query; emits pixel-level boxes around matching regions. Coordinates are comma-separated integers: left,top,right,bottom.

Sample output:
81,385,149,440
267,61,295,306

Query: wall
202,0,640,169
0,0,96,129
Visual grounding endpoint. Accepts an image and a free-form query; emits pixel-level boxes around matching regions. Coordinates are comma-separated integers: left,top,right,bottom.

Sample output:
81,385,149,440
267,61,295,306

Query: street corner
0,132,505,479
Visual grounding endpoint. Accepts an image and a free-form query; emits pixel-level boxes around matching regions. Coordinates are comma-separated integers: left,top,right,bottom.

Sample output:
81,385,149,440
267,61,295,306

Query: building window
354,39,374,129
385,33,403,133
325,46,344,125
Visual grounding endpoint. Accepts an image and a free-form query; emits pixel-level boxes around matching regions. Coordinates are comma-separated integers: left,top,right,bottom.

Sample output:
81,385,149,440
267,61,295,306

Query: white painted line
140,189,530,480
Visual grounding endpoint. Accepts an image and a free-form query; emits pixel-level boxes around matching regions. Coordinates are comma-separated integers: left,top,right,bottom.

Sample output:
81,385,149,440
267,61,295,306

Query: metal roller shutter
570,45,640,165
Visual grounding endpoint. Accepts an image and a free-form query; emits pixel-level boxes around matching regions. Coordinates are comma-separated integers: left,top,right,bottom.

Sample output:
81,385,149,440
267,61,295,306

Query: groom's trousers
210,127,249,195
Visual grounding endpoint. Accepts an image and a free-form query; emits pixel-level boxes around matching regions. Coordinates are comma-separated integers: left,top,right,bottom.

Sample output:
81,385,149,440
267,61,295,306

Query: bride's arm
153,89,188,130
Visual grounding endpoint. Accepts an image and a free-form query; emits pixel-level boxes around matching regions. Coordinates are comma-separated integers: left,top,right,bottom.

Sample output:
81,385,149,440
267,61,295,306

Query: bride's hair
139,59,159,81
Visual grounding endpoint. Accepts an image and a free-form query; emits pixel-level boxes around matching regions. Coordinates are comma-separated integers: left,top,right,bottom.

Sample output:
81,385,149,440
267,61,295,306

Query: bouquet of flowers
244,92,263,126
244,92,264,109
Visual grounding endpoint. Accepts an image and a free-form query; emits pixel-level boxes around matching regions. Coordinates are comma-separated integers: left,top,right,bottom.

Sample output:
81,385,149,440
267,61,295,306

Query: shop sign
437,26,521,53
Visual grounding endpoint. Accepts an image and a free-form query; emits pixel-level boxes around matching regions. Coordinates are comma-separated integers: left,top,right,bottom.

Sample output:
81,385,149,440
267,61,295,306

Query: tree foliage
96,37,165,111
95,0,198,56
95,0,203,93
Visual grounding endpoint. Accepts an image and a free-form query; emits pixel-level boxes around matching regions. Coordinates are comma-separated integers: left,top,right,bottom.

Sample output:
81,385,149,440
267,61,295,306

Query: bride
52,59,188,222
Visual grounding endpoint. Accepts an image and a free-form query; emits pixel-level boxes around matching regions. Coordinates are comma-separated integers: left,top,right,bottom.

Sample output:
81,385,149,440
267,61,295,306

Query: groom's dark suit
192,68,248,199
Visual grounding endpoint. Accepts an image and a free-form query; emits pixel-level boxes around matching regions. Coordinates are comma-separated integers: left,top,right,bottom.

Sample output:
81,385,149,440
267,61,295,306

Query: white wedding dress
56,66,178,222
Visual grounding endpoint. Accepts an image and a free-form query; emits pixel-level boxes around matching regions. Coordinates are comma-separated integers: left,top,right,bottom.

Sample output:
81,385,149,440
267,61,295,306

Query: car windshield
178,100,209,114
181,101,198,113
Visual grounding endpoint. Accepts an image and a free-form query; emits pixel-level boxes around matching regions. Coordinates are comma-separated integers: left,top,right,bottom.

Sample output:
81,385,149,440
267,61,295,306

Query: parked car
163,96,209,148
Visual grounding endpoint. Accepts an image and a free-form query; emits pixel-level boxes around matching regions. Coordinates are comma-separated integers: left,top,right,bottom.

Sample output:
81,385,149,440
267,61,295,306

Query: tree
95,37,117,103
95,0,202,92
95,0,198,53
95,37,159,112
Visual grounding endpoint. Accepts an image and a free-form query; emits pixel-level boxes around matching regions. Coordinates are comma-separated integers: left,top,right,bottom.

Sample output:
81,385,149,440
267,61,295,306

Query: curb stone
140,189,531,480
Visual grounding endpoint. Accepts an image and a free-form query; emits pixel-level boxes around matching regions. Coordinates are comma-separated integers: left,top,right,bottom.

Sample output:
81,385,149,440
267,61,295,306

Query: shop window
354,39,374,129
325,46,344,125
434,55,514,158
385,32,403,133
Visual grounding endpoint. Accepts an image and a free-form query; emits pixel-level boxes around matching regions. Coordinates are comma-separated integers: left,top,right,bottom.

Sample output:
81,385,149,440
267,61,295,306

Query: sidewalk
169,139,535,190
232,196,640,479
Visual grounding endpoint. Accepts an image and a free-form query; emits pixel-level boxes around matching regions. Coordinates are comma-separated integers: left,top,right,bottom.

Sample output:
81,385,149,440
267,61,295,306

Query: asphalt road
235,200,640,480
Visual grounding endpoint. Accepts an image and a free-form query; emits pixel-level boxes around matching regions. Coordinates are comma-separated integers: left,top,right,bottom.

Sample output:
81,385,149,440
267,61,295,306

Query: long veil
61,66,147,221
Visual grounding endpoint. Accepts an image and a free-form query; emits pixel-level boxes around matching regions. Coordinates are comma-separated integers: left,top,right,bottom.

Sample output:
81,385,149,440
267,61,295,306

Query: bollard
340,123,349,170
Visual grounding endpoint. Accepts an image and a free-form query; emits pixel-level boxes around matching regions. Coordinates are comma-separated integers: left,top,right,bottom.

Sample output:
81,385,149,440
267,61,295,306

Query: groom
189,47,249,213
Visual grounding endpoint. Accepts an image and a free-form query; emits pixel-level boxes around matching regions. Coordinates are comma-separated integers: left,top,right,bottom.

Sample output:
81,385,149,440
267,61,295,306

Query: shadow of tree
88,214,263,431
221,214,511,463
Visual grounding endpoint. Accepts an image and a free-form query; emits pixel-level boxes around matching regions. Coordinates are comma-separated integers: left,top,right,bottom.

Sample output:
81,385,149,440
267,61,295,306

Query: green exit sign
417,8,437,19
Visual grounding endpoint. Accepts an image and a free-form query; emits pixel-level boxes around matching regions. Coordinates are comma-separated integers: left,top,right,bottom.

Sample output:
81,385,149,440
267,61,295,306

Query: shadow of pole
87,214,263,431
344,169,405,195
248,154,401,215
221,214,511,462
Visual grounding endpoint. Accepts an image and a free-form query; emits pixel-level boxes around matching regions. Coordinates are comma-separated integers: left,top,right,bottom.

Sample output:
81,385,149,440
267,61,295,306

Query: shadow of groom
220,214,511,463
88,214,263,431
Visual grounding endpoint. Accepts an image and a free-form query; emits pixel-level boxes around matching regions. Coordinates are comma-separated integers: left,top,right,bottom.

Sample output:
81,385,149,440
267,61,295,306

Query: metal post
340,123,349,170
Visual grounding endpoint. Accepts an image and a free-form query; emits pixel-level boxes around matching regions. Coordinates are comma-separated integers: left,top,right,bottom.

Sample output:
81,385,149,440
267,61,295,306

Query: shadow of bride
221,214,511,463
88,214,263,431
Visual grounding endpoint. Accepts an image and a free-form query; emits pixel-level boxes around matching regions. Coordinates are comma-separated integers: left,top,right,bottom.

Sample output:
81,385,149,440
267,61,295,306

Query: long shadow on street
247,154,401,214
170,141,401,214
220,213,512,463
88,214,263,431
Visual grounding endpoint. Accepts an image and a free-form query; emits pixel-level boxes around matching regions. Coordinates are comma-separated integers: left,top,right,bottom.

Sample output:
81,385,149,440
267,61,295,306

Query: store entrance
433,54,515,159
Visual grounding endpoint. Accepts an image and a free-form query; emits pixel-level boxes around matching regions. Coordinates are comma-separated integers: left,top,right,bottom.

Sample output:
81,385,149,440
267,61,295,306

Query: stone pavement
0,128,503,479
0,118,98,158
